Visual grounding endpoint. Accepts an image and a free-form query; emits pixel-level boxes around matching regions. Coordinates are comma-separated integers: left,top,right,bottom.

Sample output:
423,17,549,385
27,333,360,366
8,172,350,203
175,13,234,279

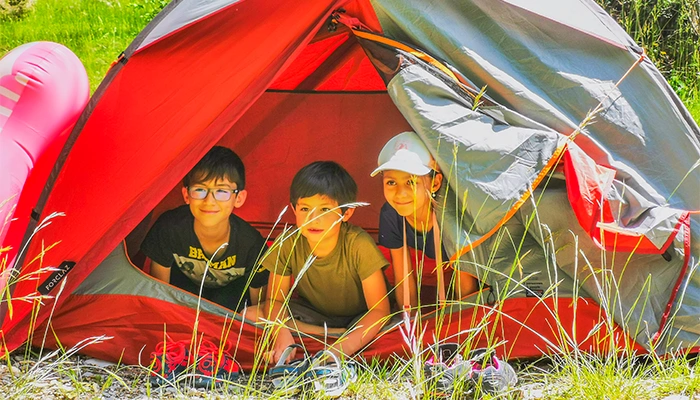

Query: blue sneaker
189,339,241,388
149,340,188,387
149,339,240,388
267,344,309,395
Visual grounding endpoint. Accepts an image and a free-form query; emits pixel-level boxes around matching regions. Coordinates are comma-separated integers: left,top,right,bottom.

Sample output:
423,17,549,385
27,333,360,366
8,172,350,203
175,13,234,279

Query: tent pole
432,212,446,304
402,218,410,311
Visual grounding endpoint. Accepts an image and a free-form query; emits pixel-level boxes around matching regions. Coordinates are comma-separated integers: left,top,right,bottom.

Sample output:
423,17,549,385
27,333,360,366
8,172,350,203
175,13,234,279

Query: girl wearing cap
371,131,478,309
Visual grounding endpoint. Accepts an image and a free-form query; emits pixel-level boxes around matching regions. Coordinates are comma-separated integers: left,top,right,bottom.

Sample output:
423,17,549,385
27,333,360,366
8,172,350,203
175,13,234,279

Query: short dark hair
183,146,245,189
290,161,357,211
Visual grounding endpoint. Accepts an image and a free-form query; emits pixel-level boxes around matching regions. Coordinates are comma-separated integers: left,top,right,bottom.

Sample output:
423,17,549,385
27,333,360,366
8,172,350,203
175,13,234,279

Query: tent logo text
38,261,76,295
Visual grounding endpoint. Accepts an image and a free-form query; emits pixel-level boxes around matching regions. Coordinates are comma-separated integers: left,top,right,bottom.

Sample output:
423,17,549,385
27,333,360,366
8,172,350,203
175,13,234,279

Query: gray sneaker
466,349,518,394
424,345,518,396
306,350,357,398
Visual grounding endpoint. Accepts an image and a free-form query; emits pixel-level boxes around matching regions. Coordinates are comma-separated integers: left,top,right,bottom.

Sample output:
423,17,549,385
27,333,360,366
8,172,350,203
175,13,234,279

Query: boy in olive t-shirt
255,161,390,364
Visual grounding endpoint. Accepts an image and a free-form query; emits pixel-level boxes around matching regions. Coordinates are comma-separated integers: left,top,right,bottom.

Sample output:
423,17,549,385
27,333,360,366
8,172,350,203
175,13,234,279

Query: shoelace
470,355,495,373
151,340,188,375
151,338,238,374
307,350,356,398
469,354,517,392
192,338,239,376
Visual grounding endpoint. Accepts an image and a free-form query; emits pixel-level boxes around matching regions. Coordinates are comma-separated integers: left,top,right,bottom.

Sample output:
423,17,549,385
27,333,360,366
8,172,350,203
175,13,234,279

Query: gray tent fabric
75,244,236,318
378,47,688,351
387,61,564,240
78,243,406,335
137,0,243,51
370,0,700,222
366,0,700,353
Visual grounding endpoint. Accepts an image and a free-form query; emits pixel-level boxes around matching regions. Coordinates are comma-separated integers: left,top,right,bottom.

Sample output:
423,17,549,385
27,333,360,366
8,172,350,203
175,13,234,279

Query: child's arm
329,269,390,358
249,287,262,305
389,247,418,309
264,271,296,364
259,270,346,362
149,260,171,283
455,269,479,299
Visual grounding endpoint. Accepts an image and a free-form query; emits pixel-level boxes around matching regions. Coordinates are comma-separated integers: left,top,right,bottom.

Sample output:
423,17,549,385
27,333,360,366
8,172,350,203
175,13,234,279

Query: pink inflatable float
0,42,89,270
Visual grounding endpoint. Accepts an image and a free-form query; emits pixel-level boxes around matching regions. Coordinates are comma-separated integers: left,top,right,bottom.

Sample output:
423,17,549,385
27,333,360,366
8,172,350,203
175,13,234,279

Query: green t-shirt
261,223,389,317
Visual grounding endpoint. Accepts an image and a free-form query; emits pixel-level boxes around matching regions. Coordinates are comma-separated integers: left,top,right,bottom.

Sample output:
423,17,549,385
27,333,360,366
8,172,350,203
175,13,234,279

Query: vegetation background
0,0,699,119
1,0,700,399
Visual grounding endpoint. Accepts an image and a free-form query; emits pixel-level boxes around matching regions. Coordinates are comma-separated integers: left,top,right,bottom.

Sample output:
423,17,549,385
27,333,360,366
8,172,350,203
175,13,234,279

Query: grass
3,346,700,399
2,0,700,399
0,0,163,93
597,0,700,101
688,96,700,121
2,211,700,396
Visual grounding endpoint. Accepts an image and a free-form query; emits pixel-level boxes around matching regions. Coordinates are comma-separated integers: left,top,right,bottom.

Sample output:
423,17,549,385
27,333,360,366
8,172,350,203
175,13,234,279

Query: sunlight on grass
517,352,700,400
0,0,160,94
686,97,700,123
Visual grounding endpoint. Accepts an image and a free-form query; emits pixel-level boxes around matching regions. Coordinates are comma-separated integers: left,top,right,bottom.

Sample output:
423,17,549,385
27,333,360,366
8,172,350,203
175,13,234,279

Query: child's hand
266,327,296,364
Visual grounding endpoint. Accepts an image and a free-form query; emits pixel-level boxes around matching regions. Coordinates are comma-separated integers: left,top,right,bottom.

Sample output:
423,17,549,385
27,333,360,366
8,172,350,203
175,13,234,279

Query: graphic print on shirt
172,246,245,288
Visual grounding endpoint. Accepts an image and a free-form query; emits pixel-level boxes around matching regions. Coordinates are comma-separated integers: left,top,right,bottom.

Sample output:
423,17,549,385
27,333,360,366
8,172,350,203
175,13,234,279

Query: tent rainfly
1,0,699,367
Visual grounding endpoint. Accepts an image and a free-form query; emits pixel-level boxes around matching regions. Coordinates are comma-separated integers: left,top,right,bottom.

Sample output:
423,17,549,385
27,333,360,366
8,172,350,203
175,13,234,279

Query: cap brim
370,160,432,177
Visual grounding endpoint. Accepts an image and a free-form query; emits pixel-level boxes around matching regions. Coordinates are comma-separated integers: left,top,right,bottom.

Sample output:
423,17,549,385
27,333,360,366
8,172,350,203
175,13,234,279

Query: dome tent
1,0,699,367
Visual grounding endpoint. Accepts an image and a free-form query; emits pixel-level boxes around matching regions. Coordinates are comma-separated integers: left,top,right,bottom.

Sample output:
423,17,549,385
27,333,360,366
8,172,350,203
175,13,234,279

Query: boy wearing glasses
141,146,268,311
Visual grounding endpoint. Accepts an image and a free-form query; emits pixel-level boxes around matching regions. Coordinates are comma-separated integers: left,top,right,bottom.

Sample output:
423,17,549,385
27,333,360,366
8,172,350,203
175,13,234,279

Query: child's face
293,194,352,249
182,177,246,230
382,170,436,218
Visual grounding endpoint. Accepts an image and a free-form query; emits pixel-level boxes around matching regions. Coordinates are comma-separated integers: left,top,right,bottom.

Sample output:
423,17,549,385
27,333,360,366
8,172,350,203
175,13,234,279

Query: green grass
597,0,700,102
687,96,700,121
0,0,162,93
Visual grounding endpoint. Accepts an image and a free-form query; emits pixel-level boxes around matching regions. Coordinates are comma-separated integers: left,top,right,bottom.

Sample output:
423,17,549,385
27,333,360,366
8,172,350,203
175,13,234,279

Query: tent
1,0,699,368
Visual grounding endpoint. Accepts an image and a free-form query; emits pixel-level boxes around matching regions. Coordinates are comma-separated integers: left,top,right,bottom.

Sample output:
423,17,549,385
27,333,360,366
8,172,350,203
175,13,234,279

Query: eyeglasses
187,186,240,202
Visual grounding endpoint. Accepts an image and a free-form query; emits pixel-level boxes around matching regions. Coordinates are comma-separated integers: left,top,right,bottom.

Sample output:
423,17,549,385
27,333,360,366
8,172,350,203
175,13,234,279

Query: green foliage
129,0,168,23
688,97,700,121
0,0,163,94
517,352,700,400
597,0,700,101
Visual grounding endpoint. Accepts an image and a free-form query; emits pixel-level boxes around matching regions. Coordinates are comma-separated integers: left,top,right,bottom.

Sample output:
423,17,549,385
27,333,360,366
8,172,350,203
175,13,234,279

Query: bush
130,0,169,23
597,0,700,100
0,0,35,20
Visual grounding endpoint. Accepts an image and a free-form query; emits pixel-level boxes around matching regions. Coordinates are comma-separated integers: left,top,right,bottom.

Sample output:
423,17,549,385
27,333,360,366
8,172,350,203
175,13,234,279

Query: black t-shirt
378,202,449,260
141,205,268,311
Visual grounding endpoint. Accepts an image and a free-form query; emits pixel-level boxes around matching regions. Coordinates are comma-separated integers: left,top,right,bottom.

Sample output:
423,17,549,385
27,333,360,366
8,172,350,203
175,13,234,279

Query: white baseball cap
370,131,436,177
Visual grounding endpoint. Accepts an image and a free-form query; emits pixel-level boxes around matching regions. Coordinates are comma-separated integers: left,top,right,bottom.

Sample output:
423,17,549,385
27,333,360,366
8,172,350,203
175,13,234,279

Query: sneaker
189,339,241,388
149,338,241,388
149,340,188,387
423,343,463,397
306,350,357,398
267,344,310,395
467,350,518,395
423,344,518,397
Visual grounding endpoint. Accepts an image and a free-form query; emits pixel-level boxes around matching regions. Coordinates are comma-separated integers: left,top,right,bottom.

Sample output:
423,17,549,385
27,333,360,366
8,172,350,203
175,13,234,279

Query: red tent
5,0,698,366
